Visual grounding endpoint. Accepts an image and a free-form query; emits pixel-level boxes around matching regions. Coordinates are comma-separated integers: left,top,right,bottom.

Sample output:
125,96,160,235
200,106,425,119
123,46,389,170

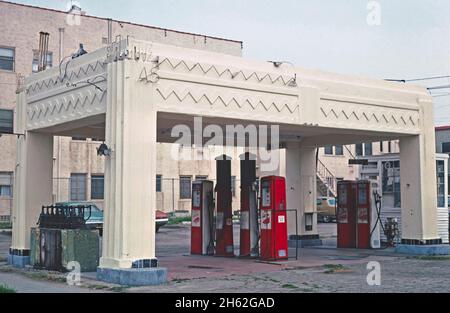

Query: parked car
155,210,169,231
55,202,169,235
316,197,336,223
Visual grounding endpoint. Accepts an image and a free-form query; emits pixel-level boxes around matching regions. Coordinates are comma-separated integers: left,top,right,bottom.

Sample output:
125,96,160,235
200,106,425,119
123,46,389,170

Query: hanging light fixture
97,142,111,156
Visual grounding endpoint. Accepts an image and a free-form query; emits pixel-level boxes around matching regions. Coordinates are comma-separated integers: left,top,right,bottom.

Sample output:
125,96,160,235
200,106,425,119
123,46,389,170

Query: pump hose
369,190,388,248
207,193,215,254
250,190,259,255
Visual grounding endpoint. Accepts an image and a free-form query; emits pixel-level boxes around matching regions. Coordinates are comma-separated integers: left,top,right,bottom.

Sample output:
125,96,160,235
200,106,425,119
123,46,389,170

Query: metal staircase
316,159,337,197
316,145,355,197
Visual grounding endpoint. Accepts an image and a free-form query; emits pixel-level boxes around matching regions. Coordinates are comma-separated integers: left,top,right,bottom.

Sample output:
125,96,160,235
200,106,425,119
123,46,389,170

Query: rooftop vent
68,3,86,15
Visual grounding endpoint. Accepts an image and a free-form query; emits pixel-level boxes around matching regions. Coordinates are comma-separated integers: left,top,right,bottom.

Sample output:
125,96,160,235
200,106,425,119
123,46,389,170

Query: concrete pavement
2,223,450,293
0,271,102,293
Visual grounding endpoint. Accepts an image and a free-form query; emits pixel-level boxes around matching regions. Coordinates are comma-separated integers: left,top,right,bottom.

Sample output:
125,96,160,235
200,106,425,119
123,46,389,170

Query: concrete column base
288,235,322,248
96,267,168,286
7,249,30,268
395,244,450,255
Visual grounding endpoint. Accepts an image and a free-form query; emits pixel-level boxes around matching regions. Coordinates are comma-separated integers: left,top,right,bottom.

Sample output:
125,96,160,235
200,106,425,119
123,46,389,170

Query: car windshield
84,206,103,219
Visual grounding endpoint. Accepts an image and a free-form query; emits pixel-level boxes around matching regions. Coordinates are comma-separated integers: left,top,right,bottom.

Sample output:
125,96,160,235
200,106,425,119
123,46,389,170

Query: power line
405,75,450,82
385,75,450,83
432,93,450,98
384,79,406,83
428,84,450,91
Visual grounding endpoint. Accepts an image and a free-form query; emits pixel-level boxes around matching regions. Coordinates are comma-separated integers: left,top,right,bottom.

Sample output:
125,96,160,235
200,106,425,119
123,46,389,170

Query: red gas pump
191,180,215,255
336,181,356,248
356,181,370,249
337,180,381,249
215,155,234,257
260,176,288,261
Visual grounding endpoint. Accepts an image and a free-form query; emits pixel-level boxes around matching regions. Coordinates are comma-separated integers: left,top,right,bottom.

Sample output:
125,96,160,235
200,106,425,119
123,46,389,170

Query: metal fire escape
316,159,337,197
316,145,355,197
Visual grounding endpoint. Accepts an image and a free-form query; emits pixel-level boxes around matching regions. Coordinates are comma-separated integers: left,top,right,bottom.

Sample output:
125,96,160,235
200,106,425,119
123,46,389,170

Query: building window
382,161,401,208
335,145,344,156
90,174,104,200
356,143,372,156
436,160,445,207
0,172,13,197
355,143,363,156
364,142,373,156
0,185,11,197
324,145,333,155
32,50,53,73
388,141,392,153
0,109,13,134
156,175,162,192
70,173,87,201
0,47,14,71
71,137,86,141
0,215,10,222
442,142,450,154
379,141,383,152
179,176,192,199
231,176,236,197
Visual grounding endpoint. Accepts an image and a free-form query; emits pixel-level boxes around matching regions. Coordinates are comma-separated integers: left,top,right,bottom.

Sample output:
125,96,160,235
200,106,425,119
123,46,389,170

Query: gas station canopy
10,38,443,285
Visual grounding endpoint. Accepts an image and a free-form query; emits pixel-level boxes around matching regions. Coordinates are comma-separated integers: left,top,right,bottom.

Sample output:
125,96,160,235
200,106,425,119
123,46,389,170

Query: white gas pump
370,181,382,249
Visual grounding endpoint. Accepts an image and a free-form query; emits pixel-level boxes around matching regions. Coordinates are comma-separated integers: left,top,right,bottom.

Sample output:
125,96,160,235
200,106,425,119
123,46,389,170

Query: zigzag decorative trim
156,88,298,113
27,89,106,122
27,60,107,94
158,58,296,87
320,107,418,126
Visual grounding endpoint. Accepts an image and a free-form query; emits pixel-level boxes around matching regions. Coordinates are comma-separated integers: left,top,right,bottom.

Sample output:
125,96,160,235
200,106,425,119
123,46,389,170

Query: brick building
0,1,402,221
0,0,244,219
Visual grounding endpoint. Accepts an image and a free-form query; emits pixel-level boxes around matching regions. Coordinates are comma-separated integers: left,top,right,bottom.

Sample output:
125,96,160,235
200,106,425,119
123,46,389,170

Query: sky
11,0,450,126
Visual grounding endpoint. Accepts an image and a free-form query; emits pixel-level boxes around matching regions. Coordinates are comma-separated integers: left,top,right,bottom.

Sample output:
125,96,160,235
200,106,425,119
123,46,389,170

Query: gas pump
239,153,259,258
215,155,234,257
259,176,288,261
369,181,382,249
336,180,355,248
191,180,215,255
336,180,381,249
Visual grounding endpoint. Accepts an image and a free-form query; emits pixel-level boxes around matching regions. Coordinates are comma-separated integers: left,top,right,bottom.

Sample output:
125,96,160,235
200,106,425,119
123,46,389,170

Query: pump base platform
7,249,31,268
288,235,322,248
395,244,450,255
96,267,167,286
7,254,30,268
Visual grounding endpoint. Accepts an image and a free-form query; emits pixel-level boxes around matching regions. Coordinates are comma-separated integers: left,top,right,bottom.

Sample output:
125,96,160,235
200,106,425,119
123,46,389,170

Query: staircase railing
344,145,356,160
316,145,354,197
316,158,337,197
